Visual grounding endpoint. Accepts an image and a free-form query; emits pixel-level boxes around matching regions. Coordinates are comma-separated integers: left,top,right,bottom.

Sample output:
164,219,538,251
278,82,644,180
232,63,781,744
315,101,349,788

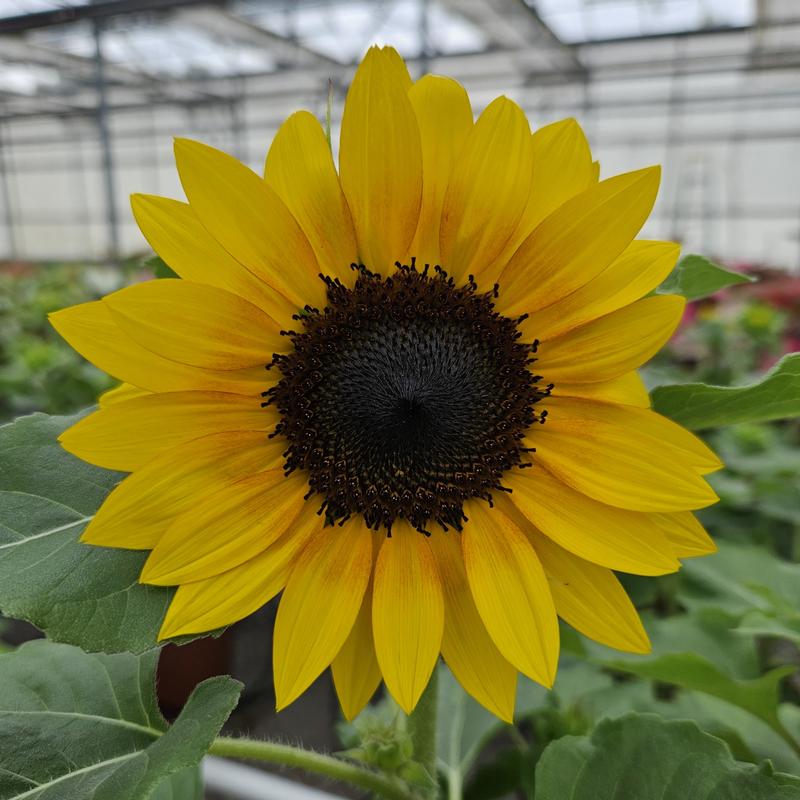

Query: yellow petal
331,575,382,721
372,521,444,713
504,467,680,576
274,517,373,710
439,96,533,284
376,45,413,90
483,118,594,286
159,507,321,639
130,194,289,317
104,280,285,371
60,390,275,472
98,383,150,408
498,166,661,317
429,531,517,722
462,500,559,687
527,118,595,228
83,431,285,550
552,372,650,408
535,295,686,384
339,46,422,273
140,470,307,585
407,75,473,266
526,240,680,340
264,110,357,283
50,301,267,395
545,396,722,473
174,138,324,325
530,400,719,512
651,512,717,558
521,519,651,654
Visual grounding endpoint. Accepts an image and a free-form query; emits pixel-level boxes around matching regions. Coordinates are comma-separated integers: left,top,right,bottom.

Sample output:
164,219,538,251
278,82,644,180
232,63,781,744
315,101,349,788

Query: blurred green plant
0,263,130,421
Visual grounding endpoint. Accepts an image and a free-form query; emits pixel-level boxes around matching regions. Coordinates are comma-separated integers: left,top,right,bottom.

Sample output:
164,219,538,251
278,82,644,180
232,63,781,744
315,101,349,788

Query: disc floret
266,260,550,534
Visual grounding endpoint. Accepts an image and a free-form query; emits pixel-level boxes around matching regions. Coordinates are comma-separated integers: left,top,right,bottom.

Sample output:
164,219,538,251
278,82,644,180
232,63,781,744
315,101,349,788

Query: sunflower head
50,45,721,722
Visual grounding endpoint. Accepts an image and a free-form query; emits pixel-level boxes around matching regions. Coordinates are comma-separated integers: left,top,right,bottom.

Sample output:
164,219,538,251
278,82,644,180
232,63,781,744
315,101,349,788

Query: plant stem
209,737,414,800
446,685,466,800
408,668,439,799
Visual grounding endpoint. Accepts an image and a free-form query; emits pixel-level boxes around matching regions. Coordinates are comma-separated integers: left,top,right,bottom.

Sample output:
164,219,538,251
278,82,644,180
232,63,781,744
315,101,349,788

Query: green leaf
594,590,798,752
464,748,524,800
658,254,754,301
535,713,800,800
651,353,800,429
0,412,174,653
577,579,800,763
645,607,759,674
682,540,800,616
0,639,241,799
602,652,794,737
150,767,203,800
736,610,800,645
437,664,504,770
550,651,800,773
436,664,511,798
672,693,800,775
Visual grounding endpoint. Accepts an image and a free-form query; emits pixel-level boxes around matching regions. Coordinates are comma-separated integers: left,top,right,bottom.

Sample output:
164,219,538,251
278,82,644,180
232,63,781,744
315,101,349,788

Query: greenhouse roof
535,0,756,43
0,0,761,78
0,0,790,116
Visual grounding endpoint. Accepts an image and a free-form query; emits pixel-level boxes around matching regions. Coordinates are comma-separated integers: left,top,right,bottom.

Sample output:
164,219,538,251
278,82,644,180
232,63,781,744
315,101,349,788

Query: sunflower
50,45,721,722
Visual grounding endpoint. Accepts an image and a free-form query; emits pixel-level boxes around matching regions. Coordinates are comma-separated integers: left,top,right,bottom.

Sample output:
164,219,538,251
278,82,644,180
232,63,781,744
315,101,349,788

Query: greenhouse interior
1,1,799,799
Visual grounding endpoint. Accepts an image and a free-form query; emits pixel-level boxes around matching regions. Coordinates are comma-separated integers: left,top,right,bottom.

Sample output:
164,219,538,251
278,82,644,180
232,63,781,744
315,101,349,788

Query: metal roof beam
439,0,586,77
172,5,341,68
0,37,153,85
0,0,226,34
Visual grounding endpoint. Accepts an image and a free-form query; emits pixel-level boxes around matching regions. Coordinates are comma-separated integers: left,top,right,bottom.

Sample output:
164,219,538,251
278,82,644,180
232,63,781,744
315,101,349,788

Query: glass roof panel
0,59,59,92
0,0,88,20
30,17,278,78
533,0,756,43
237,0,488,63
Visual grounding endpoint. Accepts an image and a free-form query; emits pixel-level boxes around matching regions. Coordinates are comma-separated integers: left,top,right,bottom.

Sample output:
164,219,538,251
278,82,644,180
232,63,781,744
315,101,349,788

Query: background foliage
0,262,136,422
0,255,799,799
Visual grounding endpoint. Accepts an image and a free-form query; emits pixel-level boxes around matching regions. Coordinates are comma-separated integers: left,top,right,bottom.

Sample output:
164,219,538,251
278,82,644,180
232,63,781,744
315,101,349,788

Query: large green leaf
436,665,504,786
0,640,241,799
435,665,552,800
658,254,754,301
575,561,800,761
682,540,800,616
603,653,794,737
535,713,800,800
585,604,761,681
651,353,800,429
150,768,203,800
594,595,798,754
0,412,174,653
736,610,800,645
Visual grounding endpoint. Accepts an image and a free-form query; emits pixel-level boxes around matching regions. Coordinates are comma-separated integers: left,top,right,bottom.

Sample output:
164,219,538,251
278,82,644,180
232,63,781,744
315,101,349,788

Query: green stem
209,737,414,800
446,685,466,800
325,78,333,151
408,668,439,799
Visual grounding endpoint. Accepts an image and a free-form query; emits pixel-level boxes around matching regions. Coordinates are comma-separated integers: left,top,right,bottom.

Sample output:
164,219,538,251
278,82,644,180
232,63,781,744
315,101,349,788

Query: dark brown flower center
265,260,550,535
